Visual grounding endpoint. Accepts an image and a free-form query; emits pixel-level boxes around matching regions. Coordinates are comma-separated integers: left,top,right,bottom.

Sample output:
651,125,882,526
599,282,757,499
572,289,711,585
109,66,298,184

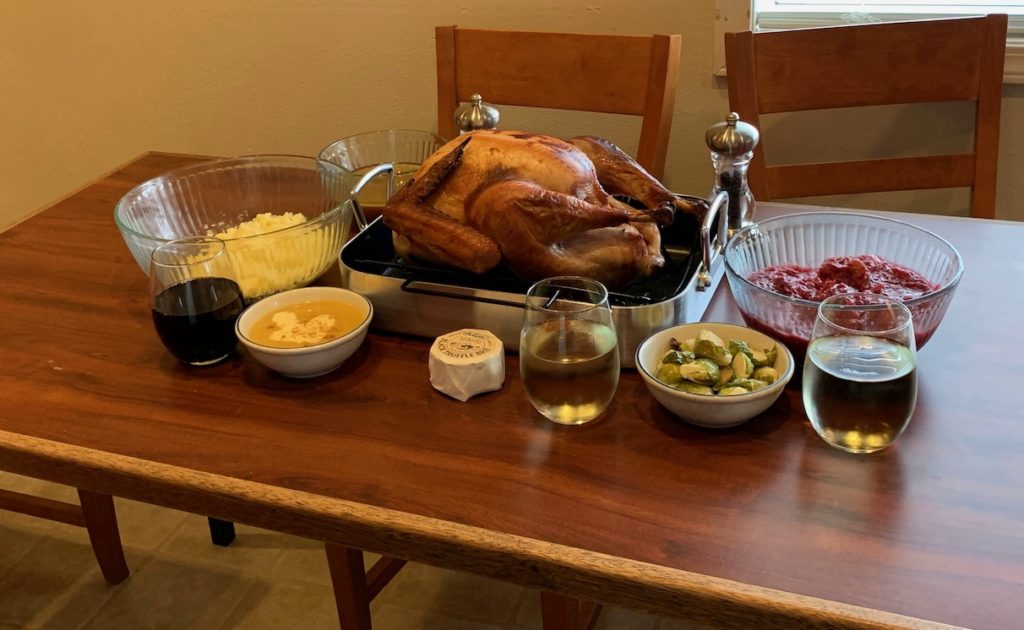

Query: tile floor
0,472,707,629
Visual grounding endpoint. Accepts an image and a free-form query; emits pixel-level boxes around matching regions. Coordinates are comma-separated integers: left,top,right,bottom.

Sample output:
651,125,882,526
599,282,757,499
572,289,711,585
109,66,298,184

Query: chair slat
767,155,976,199
752,19,987,113
452,30,652,114
436,27,682,179
0,487,85,526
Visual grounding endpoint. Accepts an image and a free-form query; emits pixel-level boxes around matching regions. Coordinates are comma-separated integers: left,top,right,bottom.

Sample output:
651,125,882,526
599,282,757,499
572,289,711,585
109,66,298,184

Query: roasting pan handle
696,190,729,292
350,163,395,232
400,279,527,309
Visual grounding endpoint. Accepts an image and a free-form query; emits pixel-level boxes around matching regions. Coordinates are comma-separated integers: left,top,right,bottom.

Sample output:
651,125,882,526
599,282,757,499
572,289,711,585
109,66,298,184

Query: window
713,0,1024,82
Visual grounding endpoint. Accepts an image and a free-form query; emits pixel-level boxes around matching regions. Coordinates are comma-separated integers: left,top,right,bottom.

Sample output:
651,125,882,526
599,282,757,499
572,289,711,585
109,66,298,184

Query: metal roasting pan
339,192,728,368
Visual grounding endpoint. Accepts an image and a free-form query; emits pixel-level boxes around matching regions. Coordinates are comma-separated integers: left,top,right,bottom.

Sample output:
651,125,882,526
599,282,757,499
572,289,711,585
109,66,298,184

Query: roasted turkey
382,130,701,287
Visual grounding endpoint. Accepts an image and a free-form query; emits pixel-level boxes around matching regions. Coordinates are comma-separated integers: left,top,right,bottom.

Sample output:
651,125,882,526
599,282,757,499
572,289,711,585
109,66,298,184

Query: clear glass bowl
319,129,446,172
319,129,446,213
723,212,963,361
115,156,357,301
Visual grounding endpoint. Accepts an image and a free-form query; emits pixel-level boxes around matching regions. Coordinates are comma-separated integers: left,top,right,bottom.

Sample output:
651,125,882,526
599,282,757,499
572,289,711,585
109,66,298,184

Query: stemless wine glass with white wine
520,276,619,425
803,293,917,453
150,237,245,366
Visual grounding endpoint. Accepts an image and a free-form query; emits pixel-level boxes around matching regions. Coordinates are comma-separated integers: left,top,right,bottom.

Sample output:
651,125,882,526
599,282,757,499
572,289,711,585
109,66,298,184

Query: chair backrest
435,26,682,179
724,15,1007,219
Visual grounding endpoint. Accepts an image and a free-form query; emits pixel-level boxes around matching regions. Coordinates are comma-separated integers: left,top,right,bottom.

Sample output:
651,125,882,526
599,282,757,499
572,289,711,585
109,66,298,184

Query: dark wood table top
1,153,1021,629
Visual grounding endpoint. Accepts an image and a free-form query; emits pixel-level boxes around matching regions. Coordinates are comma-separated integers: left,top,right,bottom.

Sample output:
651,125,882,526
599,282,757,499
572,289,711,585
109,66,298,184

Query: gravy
249,300,364,348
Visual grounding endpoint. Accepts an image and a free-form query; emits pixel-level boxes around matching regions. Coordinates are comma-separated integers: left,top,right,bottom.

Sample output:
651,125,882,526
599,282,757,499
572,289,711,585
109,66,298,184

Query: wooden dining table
1,152,1021,630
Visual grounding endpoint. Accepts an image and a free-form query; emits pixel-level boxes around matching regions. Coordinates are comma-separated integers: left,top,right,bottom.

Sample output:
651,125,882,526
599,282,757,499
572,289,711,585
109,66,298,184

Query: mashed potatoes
211,212,307,240
196,212,338,299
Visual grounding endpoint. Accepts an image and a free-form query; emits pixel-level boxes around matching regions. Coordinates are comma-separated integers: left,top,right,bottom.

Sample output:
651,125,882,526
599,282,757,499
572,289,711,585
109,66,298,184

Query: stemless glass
803,293,918,453
150,238,245,366
520,276,620,425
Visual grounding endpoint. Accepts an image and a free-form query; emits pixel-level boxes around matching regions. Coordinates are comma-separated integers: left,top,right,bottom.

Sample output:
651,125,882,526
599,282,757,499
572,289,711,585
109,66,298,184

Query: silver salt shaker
454,94,500,134
706,113,760,235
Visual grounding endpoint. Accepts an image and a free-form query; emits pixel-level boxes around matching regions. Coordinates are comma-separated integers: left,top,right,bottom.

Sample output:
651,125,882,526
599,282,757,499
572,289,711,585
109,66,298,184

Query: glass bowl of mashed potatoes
115,155,358,301
724,212,963,362
235,286,373,378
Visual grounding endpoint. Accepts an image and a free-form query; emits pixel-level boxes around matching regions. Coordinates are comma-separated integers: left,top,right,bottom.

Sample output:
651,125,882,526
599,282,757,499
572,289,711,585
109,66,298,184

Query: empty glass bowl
319,129,447,215
115,156,357,301
723,212,963,362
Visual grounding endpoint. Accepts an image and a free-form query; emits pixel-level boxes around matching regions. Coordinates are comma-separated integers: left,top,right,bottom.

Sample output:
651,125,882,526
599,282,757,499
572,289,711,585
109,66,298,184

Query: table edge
0,429,958,630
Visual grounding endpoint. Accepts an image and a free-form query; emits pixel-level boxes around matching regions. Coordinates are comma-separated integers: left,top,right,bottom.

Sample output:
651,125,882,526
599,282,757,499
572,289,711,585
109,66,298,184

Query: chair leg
77,489,129,584
325,543,373,630
207,517,236,546
365,556,406,600
540,592,601,630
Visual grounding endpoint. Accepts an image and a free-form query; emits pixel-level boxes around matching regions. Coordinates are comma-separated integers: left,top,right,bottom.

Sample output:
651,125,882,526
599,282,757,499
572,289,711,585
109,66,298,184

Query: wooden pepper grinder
454,94,500,134
706,112,760,236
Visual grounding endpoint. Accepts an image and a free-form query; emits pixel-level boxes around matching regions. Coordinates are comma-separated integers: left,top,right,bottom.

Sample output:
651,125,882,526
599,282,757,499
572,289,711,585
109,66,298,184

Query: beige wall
2,0,1021,231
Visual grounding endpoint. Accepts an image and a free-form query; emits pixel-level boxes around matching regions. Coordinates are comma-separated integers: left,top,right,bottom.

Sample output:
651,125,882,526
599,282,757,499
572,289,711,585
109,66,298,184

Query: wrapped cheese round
429,329,505,401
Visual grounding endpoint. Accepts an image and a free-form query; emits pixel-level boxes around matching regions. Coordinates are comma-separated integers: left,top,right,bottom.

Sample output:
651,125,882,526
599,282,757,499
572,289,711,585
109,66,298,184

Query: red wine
152,277,244,365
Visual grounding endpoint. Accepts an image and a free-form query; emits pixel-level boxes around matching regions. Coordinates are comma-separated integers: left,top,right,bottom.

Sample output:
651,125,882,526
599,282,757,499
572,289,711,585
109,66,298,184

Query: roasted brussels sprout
674,382,715,395
751,366,778,384
728,339,752,359
723,378,769,392
694,330,733,367
652,329,780,396
731,351,754,379
661,349,696,365
750,345,777,368
655,363,683,385
678,358,720,385
716,366,734,387
719,386,749,396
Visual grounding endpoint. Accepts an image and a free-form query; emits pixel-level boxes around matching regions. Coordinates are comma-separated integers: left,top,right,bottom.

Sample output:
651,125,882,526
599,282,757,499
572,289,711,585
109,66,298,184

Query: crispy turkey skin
382,130,700,287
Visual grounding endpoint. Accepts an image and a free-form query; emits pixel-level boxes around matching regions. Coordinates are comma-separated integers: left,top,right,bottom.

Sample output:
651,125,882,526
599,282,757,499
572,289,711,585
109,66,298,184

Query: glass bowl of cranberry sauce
723,212,963,362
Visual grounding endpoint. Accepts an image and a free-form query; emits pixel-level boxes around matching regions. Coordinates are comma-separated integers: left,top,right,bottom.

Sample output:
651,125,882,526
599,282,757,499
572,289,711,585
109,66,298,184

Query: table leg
77,489,129,584
207,517,236,546
540,592,601,630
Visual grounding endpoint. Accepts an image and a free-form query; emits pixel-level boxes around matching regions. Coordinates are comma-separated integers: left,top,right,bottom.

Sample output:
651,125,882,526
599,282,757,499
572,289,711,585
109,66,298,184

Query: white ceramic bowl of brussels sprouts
636,322,794,428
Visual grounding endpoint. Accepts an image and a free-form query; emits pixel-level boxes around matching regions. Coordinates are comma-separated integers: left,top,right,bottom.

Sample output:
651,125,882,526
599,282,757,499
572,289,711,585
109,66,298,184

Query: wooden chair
0,483,403,628
435,25,682,179
434,25,687,630
0,487,129,584
724,15,1007,219
0,483,241,585
325,545,407,629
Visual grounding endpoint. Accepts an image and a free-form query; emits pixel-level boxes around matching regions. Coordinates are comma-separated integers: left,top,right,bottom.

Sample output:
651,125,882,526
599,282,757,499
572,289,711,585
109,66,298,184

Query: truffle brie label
436,330,497,360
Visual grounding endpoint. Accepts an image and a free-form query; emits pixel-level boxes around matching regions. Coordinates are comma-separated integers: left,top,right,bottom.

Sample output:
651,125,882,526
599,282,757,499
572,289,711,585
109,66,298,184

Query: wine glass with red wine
150,238,245,366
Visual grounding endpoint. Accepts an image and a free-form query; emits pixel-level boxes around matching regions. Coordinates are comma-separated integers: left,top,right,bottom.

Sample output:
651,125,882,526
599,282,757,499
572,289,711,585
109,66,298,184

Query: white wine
352,162,422,215
520,319,619,425
803,335,916,453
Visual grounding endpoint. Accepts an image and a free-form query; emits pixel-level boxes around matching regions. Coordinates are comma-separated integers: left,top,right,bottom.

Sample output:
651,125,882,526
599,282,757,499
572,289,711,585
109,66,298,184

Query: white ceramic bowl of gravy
236,286,373,378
